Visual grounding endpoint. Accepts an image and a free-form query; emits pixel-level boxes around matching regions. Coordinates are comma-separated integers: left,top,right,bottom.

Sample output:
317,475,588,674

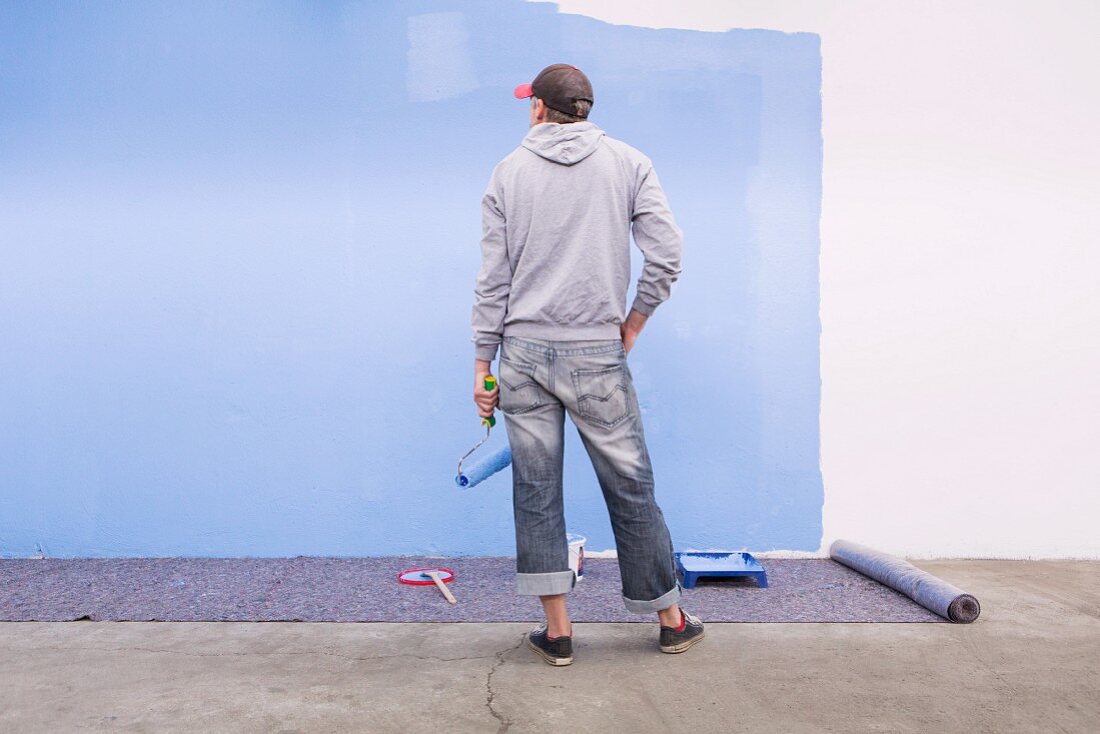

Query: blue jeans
498,335,682,614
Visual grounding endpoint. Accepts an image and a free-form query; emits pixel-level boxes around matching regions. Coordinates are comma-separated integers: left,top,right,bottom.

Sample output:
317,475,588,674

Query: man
470,63,703,666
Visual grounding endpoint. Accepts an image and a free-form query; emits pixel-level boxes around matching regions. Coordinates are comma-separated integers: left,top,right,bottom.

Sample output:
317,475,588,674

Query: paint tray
675,552,768,589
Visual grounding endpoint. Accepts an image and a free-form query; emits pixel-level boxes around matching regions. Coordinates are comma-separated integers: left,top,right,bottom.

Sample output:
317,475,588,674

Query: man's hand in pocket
620,309,649,354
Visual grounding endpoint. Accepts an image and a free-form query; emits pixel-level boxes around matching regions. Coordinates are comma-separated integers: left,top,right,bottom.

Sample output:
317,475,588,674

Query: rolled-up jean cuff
622,582,682,614
516,570,576,596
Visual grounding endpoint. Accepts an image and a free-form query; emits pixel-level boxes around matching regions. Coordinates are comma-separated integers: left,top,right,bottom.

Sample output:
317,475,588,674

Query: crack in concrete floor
485,635,526,733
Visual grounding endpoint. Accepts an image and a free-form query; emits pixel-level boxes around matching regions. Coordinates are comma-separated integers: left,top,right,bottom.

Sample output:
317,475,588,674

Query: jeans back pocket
499,357,542,415
572,365,631,428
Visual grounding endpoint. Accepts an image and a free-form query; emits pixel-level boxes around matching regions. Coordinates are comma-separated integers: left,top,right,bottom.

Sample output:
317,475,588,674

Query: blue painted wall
0,1,822,557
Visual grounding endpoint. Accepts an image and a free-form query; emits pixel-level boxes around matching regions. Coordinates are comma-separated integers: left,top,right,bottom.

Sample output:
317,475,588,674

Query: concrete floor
1,560,1098,733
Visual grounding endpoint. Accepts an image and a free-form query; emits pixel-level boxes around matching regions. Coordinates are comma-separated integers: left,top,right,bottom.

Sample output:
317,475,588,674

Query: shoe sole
659,630,706,654
526,636,573,666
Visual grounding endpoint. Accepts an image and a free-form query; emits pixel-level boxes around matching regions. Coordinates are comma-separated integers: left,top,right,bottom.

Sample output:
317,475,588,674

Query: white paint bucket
567,532,586,581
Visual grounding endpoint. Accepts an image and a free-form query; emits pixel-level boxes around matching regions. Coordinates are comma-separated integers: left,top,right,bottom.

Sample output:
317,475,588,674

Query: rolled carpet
829,539,981,623
455,444,512,488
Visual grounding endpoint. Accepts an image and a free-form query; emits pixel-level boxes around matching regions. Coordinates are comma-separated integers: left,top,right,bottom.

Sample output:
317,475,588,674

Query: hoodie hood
521,121,605,166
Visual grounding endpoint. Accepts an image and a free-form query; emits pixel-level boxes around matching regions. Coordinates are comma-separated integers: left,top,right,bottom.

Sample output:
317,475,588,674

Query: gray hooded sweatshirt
471,120,683,362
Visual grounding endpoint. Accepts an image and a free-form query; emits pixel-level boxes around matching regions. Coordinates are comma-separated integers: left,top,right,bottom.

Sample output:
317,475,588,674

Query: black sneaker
526,623,573,666
659,609,705,654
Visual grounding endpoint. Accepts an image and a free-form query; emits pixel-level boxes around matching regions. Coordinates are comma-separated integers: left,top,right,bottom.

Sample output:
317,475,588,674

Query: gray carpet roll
829,539,981,623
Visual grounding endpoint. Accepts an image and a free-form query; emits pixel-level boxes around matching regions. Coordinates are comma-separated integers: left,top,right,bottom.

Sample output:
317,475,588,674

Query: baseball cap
514,63,594,118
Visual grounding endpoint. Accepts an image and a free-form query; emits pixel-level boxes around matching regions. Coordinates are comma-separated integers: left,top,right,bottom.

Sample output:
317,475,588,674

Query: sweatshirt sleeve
470,170,511,362
629,161,683,317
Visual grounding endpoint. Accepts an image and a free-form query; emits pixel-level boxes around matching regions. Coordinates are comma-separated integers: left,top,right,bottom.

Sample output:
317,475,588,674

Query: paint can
567,532,586,582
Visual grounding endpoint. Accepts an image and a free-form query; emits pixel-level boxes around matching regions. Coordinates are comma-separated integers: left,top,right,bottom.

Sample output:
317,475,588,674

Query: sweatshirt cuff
475,343,500,362
630,294,658,317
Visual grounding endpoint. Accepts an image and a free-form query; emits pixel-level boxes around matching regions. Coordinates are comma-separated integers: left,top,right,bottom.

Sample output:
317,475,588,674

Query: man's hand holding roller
474,358,499,418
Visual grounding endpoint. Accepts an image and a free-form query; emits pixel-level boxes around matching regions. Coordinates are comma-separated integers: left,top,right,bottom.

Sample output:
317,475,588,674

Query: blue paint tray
675,552,768,589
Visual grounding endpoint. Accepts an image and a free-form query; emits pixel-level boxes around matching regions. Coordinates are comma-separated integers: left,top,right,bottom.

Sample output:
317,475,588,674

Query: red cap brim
513,82,534,99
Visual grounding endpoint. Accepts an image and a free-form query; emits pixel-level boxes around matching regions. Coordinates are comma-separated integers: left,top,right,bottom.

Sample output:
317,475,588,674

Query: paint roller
455,375,513,488
829,539,981,623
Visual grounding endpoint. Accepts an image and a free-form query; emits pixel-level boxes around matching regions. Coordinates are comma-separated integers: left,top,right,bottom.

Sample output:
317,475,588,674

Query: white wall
546,0,1100,559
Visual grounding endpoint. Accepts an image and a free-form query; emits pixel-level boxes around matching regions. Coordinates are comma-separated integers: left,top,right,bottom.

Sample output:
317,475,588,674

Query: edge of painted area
534,0,819,35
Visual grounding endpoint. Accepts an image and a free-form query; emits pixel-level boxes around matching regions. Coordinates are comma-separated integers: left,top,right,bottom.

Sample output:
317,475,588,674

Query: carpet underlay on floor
0,557,945,623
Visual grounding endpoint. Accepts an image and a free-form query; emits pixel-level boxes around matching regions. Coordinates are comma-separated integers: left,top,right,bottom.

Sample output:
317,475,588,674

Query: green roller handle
482,375,497,428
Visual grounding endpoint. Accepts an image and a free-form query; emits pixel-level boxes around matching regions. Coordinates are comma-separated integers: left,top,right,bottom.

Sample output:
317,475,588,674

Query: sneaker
526,623,573,666
659,609,705,654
